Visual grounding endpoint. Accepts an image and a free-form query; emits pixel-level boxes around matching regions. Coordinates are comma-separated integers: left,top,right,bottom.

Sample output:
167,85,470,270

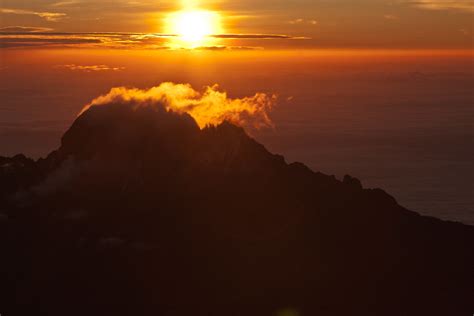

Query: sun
165,10,222,48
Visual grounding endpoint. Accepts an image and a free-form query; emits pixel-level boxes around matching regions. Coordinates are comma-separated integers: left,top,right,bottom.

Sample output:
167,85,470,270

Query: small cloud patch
289,18,318,25
55,64,125,72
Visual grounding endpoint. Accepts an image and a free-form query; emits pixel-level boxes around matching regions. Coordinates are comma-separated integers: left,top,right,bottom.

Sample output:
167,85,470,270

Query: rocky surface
1,103,473,316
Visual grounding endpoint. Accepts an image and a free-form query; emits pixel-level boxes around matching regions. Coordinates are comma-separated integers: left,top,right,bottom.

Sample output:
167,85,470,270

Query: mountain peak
0,101,473,316
60,103,200,159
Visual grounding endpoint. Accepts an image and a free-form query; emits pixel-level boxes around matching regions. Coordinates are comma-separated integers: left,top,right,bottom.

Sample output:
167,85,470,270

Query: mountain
1,102,473,316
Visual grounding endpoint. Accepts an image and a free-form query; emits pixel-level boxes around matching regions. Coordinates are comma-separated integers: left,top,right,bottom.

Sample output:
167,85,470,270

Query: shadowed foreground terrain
1,103,473,316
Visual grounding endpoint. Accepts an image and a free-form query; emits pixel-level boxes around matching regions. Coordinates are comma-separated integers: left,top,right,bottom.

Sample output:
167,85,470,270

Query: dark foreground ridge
1,104,473,316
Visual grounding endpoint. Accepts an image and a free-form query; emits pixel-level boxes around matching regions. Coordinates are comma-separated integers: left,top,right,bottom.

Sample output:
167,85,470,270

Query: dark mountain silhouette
1,103,473,316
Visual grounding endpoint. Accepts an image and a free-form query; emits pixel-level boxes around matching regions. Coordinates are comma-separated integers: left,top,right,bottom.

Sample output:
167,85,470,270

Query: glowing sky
0,0,473,49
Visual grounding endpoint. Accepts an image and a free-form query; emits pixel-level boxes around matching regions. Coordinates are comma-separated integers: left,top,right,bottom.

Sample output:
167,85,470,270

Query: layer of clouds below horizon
0,0,473,49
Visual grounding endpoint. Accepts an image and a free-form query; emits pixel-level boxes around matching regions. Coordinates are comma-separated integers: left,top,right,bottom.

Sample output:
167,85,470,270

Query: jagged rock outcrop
1,103,473,316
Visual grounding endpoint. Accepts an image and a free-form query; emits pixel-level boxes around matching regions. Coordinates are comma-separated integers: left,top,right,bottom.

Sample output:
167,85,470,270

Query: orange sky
0,0,473,50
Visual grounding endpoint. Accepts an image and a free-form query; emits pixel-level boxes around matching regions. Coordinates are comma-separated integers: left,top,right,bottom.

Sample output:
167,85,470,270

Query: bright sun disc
166,10,222,47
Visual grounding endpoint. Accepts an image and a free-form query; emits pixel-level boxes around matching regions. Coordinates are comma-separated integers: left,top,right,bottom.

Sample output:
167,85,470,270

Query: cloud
51,1,81,7
82,82,276,129
0,32,305,49
55,64,126,72
193,45,264,51
0,8,67,22
289,18,304,25
289,19,318,25
0,26,54,33
408,0,474,12
0,35,102,48
137,33,303,40
211,34,306,39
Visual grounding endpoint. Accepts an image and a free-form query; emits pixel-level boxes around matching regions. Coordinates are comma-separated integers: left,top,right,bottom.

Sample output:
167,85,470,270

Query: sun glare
166,10,222,48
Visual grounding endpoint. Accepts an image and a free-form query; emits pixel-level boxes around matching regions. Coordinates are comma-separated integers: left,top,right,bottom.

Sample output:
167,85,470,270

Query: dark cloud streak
211,34,309,39
0,26,54,33
0,31,305,49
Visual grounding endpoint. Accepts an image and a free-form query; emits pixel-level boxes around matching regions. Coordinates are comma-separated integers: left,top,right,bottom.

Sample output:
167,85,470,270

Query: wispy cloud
0,8,67,22
0,34,102,49
409,0,474,12
51,1,80,7
193,45,264,51
55,64,126,72
0,32,307,49
0,26,54,33
211,34,307,39
289,18,318,25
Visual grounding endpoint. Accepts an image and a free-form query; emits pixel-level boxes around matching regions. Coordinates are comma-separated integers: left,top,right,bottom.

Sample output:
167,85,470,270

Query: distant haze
0,49,473,224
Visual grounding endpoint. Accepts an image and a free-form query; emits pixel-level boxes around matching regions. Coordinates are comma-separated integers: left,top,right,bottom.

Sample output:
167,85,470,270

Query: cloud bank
410,0,474,12
82,82,276,129
0,32,304,49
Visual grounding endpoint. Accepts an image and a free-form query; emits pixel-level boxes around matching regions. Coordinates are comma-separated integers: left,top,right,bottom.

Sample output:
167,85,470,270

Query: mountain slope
1,103,473,316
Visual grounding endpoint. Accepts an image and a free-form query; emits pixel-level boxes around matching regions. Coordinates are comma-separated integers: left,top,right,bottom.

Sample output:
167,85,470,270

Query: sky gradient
0,1,473,222
0,0,473,49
